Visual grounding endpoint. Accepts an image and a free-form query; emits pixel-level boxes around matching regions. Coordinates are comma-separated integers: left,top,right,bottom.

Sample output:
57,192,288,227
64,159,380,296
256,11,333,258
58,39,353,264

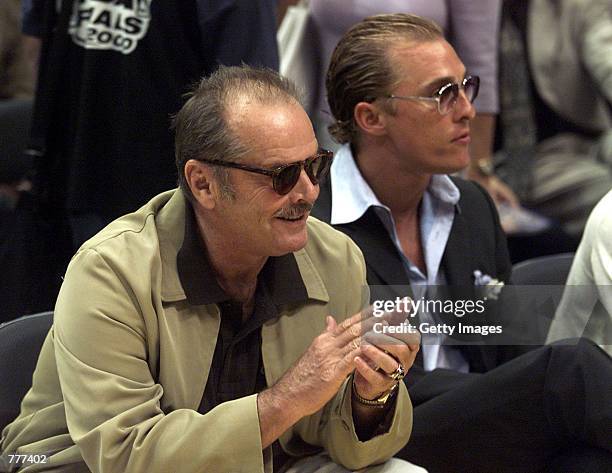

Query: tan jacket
1,190,412,472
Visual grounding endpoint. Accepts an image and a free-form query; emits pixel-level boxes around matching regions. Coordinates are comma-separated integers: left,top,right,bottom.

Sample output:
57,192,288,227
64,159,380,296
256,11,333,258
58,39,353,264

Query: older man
312,14,612,473
0,67,423,472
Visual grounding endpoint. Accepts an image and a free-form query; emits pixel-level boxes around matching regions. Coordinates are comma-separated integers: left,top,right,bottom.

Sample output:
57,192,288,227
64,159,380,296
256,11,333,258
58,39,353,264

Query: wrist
259,382,305,425
351,375,398,409
469,158,495,178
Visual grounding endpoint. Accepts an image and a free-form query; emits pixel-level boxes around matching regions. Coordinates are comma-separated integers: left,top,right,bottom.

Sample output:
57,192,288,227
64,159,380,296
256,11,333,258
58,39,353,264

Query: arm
289,241,414,469
466,114,519,207
55,242,409,472
257,314,361,449
54,249,269,473
258,311,414,451
449,0,519,206
547,192,612,348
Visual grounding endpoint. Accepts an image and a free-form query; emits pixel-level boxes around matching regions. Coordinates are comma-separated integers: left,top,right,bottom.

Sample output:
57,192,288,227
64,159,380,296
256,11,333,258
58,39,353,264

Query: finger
333,314,371,350
340,336,362,361
334,305,378,335
360,344,400,375
326,315,337,332
362,332,418,374
333,311,363,336
379,299,413,325
354,356,395,396
365,320,421,347
404,344,419,370
337,341,362,376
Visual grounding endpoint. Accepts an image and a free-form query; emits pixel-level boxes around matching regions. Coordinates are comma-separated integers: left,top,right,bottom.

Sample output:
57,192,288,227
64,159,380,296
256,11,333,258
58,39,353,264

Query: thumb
326,315,337,332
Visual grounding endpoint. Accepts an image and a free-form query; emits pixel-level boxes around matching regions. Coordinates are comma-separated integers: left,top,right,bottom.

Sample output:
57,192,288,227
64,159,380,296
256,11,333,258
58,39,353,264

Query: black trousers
398,339,612,473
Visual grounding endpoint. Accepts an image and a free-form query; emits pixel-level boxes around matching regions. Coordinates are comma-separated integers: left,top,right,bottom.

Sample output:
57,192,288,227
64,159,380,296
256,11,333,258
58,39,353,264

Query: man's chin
435,156,471,175
273,233,309,256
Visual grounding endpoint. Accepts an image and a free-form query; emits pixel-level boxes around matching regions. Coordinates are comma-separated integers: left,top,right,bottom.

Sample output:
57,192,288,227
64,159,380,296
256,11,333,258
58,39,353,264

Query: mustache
275,202,313,219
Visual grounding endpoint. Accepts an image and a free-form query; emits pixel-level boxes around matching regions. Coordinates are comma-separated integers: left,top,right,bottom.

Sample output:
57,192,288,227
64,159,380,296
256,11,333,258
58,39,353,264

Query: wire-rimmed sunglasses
387,75,480,115
199,149,333,195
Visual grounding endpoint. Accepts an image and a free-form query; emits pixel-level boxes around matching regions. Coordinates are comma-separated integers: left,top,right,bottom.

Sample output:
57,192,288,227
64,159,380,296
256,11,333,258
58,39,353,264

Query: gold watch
352,377,399,408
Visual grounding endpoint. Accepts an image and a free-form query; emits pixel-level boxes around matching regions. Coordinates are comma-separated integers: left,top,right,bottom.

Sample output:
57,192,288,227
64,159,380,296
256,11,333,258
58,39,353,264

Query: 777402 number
7,454,48,465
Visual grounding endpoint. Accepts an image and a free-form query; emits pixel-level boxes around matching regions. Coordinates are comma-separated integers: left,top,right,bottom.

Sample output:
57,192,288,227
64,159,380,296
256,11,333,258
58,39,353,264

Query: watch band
351,376,399,408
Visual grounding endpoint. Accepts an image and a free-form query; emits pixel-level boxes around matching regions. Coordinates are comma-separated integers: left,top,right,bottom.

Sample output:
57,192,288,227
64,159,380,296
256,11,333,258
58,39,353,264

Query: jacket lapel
313,179,409,290
441,205,473,289
442,206,497,372
340,210,409,288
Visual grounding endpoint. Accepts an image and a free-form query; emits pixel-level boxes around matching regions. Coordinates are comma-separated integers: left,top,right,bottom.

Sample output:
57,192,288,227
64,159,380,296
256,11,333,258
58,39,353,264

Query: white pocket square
473,270,505,300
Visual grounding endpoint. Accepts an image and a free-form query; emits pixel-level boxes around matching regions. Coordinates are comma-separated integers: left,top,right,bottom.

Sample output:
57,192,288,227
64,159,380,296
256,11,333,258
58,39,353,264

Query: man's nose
453,90,476,121
289,168,319,203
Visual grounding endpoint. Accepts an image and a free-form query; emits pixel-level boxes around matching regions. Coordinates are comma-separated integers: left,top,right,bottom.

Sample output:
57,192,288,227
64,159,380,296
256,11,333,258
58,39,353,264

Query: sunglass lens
439,84,459,114
464,76,480,103
275,164,302,195
308,152,332,182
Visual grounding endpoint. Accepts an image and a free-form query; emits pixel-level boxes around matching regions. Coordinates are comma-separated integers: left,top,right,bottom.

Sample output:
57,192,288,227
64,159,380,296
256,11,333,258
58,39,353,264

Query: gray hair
172,65,303,201
326,14,443,148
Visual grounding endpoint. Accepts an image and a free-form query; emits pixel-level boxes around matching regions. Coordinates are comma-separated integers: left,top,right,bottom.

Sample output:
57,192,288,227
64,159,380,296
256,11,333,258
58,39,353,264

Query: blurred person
308,0,518,207
16,0,279,313
0,66,424,473
547,189,612,356
497,0,612,238
0,98,44,324
0,0,36,99
312,14,612,472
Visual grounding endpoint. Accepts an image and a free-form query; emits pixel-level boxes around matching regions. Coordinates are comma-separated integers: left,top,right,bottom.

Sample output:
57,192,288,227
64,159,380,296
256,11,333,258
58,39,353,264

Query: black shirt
176,204,309,470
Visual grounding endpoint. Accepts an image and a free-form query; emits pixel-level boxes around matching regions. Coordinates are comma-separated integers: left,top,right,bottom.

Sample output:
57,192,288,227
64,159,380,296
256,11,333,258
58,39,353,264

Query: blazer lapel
340,210,409,288
312,179,409,290
442,206,496,372
441,205,473,289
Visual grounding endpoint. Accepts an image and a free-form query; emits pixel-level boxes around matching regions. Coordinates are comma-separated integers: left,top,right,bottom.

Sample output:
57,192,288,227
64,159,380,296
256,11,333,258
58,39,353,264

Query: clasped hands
345,306,420,402
278,304,420,418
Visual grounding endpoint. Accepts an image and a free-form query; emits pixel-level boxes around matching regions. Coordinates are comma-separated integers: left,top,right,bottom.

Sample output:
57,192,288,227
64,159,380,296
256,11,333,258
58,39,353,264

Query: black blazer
312,175,515,377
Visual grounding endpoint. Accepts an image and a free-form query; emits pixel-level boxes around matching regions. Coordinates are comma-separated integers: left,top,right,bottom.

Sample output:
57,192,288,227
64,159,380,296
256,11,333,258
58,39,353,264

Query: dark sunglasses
388,75,480,115
199,149,333,195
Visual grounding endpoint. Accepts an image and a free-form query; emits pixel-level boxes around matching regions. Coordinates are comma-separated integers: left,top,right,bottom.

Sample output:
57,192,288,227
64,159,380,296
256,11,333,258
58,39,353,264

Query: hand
257,309,376,448
267,310,377,418
353,309,420,401
468,171,520,208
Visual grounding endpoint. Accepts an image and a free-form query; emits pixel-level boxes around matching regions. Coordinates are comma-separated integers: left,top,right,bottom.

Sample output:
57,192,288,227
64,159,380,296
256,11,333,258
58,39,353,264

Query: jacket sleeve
54,249,267,473
321,379,413,470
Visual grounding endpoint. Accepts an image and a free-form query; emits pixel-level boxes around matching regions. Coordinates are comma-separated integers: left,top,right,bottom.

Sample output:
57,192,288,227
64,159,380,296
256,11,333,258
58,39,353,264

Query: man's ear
184,159,216,209
354,101,388,137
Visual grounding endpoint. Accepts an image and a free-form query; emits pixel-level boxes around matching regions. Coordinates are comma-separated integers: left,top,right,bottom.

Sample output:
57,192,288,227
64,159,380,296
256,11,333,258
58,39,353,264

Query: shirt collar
177,202,308,306
330,143,460,225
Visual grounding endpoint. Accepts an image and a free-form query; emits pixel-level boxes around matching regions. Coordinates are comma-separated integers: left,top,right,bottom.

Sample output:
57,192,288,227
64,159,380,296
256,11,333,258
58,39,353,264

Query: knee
548,337,611,370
